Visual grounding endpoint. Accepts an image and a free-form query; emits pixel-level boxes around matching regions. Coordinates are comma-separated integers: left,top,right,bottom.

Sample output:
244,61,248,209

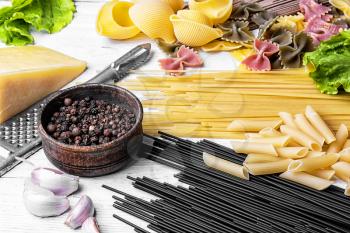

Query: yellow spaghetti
118,70,350,139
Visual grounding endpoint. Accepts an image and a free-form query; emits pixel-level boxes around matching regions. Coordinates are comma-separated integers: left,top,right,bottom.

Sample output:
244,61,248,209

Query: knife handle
87,66,117,84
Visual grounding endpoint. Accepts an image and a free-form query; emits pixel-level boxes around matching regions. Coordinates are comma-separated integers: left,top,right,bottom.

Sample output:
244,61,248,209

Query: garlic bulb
65,195,95,229
82,217,101,233
23,179,70,217
31,167,79,196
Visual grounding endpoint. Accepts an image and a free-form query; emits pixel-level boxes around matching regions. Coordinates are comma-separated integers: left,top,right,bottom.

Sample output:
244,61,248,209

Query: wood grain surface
0,0,235,232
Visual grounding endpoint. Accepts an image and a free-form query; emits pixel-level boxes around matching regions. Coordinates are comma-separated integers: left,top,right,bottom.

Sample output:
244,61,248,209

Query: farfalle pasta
299,0,331,21
201,40,242,52
170,10,223,47
231,2,264,20
129,0,176,43
251,11,277,27
218,20,254,43
242,39,279,71
279,32,314,68
304,17,344,45
159,45,203,75
96,0,140,39
188,0,233,25
269,29,293,47
330,0,350,18
270,13,305,33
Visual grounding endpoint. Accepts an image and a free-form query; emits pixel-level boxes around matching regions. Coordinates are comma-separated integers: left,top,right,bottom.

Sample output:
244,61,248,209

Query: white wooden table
0,1,238,232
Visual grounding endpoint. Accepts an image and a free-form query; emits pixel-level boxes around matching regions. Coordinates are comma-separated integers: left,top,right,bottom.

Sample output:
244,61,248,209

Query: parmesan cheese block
0,46,87,123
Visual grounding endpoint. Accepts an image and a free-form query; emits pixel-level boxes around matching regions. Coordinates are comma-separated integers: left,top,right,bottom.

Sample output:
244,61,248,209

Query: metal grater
0,43,152,176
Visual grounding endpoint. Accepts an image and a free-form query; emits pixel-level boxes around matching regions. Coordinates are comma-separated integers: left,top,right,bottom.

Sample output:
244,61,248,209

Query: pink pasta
242,39,279,71
299,0,331,21
159,45,203,75
304,17,344,45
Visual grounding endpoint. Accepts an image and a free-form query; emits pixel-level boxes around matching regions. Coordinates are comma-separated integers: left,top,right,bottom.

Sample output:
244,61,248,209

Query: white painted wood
0,1,346,233
0,1,236,232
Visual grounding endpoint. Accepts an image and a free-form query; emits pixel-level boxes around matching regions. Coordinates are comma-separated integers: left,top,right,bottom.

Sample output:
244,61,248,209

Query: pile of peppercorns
46,97,136,146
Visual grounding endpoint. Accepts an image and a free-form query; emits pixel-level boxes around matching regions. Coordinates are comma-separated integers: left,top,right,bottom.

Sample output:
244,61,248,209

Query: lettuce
0,0,75,46
303,30,350,95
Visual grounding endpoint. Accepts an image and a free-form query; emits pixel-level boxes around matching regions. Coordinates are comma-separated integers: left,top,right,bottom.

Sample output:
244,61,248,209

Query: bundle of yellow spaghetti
118,70,350,139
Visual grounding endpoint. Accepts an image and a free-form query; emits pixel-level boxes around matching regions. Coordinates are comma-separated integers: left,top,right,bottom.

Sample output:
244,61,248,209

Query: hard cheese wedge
0,46,87,123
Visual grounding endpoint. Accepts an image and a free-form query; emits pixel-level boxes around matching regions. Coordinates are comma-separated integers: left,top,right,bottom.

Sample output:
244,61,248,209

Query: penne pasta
280,125,321,151
305,105,336,144
279,112,298,128
259,127,282,137
231,141,278,156
245,133,263,139
244,159,292,175
306,151,326,158
287,141,303,147
288,153,339,172
203,152,249,180
343,139,350,150
294,113,325,146
279,171,334,191
244,154,284,164
247,136,291,147
345,181,350,196
307,169,336,180
339,148,350,163
276,147,308,159
227,120,282,132
331,161,350,182
327,124,349,153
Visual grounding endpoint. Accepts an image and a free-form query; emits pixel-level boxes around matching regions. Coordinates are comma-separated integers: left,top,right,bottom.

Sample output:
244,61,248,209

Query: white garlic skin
23,179,70,217
82,217,101,233
31,167,79,196
65,195,95,229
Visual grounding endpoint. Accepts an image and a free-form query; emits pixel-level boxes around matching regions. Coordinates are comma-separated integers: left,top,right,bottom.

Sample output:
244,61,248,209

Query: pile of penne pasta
205,105,350,196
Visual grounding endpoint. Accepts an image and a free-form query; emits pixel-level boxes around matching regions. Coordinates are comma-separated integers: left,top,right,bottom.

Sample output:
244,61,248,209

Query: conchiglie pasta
96,0,140,40
189,0,233,25
129,0,176,43
164,0,185,12
170,10,223,47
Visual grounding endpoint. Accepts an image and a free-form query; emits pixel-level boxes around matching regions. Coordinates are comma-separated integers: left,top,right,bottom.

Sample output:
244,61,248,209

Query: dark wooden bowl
39,84,143,177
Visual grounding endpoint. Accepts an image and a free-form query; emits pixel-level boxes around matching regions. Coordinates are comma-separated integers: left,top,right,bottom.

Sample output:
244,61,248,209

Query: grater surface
0,43,152,177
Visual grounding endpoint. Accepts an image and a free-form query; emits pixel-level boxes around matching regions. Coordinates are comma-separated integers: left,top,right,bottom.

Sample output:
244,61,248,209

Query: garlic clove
82,217,101,233
65,195,95,229
31,167,79,196
23,179,70,217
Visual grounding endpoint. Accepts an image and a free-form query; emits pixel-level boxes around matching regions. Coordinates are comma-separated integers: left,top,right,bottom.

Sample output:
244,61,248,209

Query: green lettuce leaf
303,30,350,95
0,0,75,46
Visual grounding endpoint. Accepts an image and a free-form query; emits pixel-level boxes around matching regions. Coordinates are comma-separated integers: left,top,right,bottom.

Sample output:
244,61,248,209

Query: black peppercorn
46,97,136,146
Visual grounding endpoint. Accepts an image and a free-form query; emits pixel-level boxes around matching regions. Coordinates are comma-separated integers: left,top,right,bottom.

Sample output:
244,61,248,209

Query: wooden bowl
39,84,143,177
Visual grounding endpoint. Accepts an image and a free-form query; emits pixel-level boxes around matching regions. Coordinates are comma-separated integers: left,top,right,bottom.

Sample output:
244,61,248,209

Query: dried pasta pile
119,71,350,139
207,105,350,195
